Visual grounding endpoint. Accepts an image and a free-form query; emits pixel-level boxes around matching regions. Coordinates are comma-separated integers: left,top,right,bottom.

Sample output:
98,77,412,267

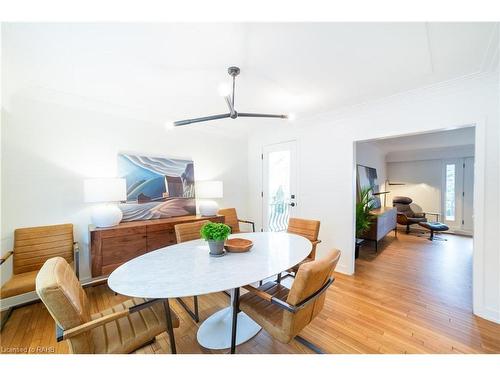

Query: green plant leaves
356,186,375,237
200,222,231,241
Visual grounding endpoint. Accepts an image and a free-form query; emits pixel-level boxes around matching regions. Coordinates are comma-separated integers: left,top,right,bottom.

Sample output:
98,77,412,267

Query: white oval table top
107,232,311,299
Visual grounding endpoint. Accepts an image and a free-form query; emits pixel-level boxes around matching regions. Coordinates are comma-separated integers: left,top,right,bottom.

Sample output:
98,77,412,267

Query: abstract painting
117,153,196,221
356,164,381,209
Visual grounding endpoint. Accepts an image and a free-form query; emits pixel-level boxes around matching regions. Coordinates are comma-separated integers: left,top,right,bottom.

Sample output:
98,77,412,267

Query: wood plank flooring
1,230,499,354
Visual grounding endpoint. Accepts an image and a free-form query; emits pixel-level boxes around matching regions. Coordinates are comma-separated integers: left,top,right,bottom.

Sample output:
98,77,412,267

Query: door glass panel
445,164,456,221
267,150,291,231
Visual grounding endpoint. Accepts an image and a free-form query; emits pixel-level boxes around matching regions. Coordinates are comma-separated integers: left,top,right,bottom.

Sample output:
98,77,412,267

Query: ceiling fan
173,66,290,127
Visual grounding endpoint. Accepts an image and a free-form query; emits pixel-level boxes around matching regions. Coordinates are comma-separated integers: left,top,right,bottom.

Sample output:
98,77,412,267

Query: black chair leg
276,273,282,284
406,224,410,234
176,297,199,323
295,335,326,354
163,299,177,354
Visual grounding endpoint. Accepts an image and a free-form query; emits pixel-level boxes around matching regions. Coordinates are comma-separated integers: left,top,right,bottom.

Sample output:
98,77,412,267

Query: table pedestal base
196,307,261,350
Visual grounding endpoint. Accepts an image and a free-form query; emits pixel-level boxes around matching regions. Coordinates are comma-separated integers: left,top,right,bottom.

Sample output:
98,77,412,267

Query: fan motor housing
228,66,240,77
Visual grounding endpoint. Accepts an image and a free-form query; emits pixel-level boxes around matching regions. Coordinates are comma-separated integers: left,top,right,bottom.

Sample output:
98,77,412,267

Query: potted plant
200,222,232,257
355,186,375,258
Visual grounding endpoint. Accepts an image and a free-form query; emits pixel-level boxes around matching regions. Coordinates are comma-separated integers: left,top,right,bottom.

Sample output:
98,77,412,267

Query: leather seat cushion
0,270,38,298
418,222,449,231
239,282,294,343
407,217,428,224
2,262,75,299
91,297,180,354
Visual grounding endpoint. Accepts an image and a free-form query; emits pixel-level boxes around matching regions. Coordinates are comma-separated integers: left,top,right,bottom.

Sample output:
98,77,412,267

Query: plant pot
208,240,226,257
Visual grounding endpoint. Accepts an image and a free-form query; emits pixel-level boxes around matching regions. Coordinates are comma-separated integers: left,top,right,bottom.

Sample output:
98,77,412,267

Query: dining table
107,231,312,353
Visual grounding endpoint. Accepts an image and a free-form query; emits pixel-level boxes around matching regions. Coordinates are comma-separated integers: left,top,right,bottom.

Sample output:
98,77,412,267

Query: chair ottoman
418,222,449,241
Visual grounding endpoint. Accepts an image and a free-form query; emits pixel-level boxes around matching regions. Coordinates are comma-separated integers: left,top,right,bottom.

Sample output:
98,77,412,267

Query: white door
262,141,298,232
461,157,474,233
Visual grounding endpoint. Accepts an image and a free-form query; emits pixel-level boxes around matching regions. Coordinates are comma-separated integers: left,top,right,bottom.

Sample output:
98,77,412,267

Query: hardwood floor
1,230,499,354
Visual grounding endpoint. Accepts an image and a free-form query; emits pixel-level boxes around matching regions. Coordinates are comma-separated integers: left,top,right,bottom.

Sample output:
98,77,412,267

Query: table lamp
196,181,223,216
84,178,127,227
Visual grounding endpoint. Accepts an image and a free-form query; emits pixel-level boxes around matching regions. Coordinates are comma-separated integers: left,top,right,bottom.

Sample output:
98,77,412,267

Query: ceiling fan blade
238,112,288,119
173,113,231,127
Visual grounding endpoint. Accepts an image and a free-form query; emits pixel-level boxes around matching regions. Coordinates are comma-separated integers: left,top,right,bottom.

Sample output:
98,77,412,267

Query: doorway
262,140,298,232
442,157,474,234
353,126,477,316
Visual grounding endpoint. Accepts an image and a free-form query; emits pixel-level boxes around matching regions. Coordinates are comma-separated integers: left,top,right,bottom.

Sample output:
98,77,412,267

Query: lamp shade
84,178,127,203
196,181,223,199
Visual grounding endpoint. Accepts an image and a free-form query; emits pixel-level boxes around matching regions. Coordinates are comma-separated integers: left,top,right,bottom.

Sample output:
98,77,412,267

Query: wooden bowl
224,238,253,253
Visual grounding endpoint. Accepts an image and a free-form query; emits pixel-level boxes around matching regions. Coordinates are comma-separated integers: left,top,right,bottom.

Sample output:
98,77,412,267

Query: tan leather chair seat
91,297,180,354
0,270,38,298
1,261,75,299
239,281,293,343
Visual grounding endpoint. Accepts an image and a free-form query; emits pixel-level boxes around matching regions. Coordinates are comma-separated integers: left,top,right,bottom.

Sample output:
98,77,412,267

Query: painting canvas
356,164,381,209
117,153,196,221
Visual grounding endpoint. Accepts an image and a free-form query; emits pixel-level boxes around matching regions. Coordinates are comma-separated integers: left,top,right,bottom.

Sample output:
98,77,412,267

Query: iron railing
268,201,290,232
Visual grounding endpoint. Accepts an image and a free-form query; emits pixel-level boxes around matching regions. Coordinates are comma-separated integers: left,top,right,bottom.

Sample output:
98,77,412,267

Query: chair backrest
174,220,211,243
283,249,341,338
287,218,320,259
218,208,240,233
36,257,93,353
287,218,320,242
13,224,74,275
392,196,415,218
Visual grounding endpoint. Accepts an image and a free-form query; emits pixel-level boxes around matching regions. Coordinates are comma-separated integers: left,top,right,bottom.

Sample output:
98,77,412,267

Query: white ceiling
2,23,497,137
364,126,476,153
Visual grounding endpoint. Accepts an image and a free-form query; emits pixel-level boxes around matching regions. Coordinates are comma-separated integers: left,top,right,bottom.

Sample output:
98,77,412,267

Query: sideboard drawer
101,234,148,266
147,230,176,251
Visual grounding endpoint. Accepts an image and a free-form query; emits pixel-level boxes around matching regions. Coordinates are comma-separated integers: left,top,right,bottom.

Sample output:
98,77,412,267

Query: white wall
385,144,475,216
1,93,249,292
387,160,444,214
247,72,500,323
355,142,387,191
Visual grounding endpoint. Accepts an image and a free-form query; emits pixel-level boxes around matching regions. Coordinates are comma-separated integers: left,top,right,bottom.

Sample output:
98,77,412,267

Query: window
445,164,455,220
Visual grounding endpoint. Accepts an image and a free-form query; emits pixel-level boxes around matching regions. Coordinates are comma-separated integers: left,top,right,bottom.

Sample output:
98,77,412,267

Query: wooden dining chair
286,218,321,275
218,208,255,233
174,220,210,243
36,257,180,354
235,248,341,354
172,220,210,322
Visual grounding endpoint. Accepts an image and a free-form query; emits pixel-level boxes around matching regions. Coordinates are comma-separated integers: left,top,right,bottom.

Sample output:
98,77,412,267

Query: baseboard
474,307,500,324
334,263,353,275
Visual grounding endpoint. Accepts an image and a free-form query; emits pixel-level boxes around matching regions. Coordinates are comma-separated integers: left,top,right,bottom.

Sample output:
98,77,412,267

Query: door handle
290,202,296,207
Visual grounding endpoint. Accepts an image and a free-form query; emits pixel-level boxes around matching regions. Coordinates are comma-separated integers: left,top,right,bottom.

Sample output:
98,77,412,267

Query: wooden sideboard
359,207,397,252
90,215,225,277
